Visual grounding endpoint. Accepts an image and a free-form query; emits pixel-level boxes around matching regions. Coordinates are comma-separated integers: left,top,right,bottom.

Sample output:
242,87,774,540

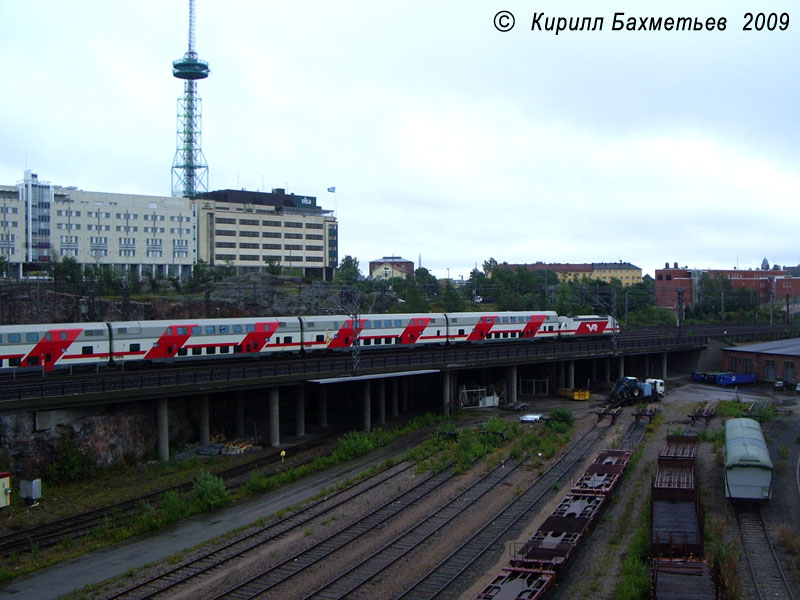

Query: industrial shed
722,337,800,384
724,418,773,500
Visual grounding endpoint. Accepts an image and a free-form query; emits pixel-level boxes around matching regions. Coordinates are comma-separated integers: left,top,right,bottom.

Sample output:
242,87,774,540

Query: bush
161,490,188,523
48,438,97,483
548,408,574,426
191,471,229,511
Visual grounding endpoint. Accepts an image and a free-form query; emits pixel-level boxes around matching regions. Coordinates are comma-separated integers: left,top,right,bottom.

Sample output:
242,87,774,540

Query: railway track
106,461,418,600
737,508,796,600
209,455,522,599
396,423,611,600
0,434,334,558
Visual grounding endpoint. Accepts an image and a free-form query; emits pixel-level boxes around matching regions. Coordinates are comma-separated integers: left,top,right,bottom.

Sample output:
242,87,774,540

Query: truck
609,377,665,406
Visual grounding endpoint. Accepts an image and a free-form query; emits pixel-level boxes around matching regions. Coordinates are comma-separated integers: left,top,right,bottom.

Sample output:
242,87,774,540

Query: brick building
368,256,415,280
654,262,800,312
721,338,800,384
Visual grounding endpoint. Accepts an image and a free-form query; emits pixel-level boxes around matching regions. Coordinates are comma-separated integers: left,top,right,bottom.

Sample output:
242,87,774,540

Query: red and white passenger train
0,311,619,373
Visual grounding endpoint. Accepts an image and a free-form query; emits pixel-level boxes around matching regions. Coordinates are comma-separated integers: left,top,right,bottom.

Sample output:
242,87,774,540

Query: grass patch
614,502,651,600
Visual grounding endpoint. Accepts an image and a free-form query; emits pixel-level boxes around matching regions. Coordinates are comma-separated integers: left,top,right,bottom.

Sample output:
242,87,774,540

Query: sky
1,1,798,281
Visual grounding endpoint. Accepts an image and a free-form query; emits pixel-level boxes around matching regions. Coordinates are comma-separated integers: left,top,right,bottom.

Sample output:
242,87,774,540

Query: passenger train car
0,311,619,373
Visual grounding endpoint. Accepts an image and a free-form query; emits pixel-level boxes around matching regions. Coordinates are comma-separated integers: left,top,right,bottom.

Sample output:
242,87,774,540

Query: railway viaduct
0,324,796,466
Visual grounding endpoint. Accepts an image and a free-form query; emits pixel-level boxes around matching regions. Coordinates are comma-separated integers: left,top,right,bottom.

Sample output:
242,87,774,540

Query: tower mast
171,0,209,197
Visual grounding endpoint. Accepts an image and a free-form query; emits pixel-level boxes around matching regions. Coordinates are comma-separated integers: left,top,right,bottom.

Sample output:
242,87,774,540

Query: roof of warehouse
724,337,800,356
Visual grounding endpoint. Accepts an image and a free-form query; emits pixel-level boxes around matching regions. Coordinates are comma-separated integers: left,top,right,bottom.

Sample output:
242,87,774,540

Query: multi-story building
654,262,800,311
498,261,642,286
1,171,196,279
1,172,338,280
368,256,415,280
193,188,338,280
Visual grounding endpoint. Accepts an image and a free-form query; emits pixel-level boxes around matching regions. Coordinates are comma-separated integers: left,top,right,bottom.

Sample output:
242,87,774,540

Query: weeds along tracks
737,508,796,600
105,461,416,600
397,424,608,600
0,437,326,557
211,458,524,600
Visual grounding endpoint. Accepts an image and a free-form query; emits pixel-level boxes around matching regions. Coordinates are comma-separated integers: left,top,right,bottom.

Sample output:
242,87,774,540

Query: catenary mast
171,0,209,197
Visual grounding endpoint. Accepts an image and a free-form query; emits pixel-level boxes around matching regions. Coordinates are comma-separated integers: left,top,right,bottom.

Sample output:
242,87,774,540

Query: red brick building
721,338,800,384
654,262,800,311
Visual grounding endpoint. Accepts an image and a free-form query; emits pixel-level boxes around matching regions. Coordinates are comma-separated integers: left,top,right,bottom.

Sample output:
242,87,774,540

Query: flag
327,186,336,193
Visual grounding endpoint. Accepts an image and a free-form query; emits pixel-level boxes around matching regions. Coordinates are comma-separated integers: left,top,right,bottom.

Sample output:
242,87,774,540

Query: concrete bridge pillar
391,378,399,418
199,394,210,447
295,385,305,437
558,361,565,389
269,387,280,447
401,378,409,412
662,352,668,380
235,392,245,438
505,365,517,405
567,360,575,390
318,386,328,428
377,380,386,425
442,372,451,416
362,380,372,433
618,356,625,380
157,398,169,462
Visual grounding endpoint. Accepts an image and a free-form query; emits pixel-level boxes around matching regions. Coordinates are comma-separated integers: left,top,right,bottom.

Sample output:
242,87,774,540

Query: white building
0,172,338,280
193,188,338,280
0,171,196,279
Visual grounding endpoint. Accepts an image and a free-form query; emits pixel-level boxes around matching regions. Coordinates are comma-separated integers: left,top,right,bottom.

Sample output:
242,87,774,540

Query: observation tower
171,0,209,198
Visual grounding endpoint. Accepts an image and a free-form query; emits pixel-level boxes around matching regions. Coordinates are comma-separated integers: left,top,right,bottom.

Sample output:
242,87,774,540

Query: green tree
440,281,466,311
334,255,361,286
52,256,83,292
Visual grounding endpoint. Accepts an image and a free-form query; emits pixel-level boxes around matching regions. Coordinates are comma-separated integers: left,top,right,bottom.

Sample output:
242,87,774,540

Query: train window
28,356,39,366
233,325,242,333
26,332,39,343
458,329,465,336
178,327,188,336
363,321,371,329
284,336,292,344
44,332,51,341
86,330,104,337
177,348,188,356
167,328,173,335
8,334,20,343
219,325,229,334
116,327,128,334
207,347,216,354
316,334,324,342
82,346,93,355
275,337,281,344
205,326,215,334
9,357,21,367
220,346,229,354
130,343,140,352
503,332,508,338
333,322,339,329
278,321,287,329
511,332,517,338
0,359,2,367
192,326,201,335
234,345,242,353
245,324,254,332
502,317,508,323
61,331,68,340
385,337,393,344
394,320,402,328
364,339,372,346
0,334,3,343
192,347,202,355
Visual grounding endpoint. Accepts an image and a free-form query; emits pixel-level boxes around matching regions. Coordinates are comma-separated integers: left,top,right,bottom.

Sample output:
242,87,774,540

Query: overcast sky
1,1,798,280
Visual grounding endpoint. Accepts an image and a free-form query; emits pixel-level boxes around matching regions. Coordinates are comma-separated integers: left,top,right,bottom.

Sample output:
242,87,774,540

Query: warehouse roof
724,337,800,356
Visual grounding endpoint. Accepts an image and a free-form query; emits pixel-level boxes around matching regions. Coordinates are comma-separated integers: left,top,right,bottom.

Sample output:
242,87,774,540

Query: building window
239,218,258,226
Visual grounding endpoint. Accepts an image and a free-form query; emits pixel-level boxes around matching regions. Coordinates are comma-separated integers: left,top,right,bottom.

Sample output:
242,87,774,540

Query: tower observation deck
171,0,209,198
